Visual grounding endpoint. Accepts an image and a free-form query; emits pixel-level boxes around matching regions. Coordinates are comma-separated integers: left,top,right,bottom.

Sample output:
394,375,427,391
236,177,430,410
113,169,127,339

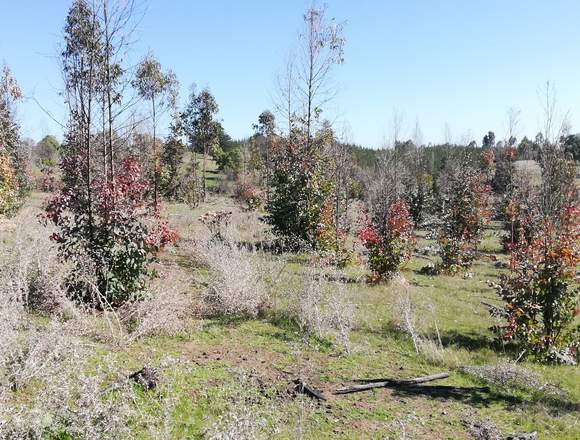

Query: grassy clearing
1,192,578,439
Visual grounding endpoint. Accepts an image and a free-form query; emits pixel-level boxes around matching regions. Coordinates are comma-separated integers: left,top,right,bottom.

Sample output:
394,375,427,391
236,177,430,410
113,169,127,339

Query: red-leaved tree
358,199,415,282
495,202,579,362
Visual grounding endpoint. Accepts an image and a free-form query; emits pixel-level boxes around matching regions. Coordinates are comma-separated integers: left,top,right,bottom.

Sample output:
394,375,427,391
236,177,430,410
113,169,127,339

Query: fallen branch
334,372,449,395
294,379,327,401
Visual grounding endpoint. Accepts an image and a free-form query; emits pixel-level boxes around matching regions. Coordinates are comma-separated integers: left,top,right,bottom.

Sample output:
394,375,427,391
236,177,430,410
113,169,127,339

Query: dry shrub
292,269,356,352
192,228,269,318
0,355,135,440
121,269,196,342
391,284,457,366
0,213,74,316
203,369,280,440
462,361,563,396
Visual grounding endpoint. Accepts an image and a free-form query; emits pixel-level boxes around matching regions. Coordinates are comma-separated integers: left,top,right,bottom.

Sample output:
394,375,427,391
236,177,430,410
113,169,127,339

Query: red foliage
358,199,415,281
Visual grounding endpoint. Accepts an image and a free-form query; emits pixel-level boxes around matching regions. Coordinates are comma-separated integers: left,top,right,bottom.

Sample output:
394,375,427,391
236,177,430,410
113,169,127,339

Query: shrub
0,149,19,214
45,157,177,308
235,180,263,211
193,230,268,318
292,270,355,352
315,200,351,267
358,199,415,281
437,160,491,274
494,203,579,362
266,139,330,249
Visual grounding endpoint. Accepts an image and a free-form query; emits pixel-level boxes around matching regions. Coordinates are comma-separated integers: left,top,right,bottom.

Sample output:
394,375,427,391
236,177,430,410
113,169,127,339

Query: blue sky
2,0,580,147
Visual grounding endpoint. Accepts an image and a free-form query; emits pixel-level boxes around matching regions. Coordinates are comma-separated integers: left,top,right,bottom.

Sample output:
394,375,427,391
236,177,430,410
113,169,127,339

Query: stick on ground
334,372,449,395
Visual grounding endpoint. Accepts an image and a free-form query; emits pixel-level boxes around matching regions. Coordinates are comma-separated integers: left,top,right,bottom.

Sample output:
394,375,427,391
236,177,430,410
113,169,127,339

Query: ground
1,190,579,440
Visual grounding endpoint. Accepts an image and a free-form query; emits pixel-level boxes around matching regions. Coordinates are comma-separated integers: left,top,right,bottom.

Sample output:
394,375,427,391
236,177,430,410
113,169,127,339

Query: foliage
0,150,18,214
182,87,220,199
266,138,330,249
36,135,60,166
494,203,579,362
235,180,263,211
315,200,351,267
0,63,28,214
437,158,491,274
491,147,516,194
160,134,186,198
358,199,415,281
46,157,177,307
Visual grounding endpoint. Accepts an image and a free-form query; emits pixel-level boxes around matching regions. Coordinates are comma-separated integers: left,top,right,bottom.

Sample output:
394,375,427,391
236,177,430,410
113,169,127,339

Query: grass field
1,191,579,440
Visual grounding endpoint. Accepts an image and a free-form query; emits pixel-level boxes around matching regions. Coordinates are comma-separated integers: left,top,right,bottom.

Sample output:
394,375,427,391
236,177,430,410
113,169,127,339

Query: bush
292,269,355,352
45,157,177,308
315,200,352,267
358,199,415,281
193,228,268,318
266,139,330,249
235,180,263,211
494,203,579,362
437,159,491,274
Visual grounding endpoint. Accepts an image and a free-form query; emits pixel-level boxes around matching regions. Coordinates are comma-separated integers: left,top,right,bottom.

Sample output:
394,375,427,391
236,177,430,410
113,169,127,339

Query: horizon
2,0,580,147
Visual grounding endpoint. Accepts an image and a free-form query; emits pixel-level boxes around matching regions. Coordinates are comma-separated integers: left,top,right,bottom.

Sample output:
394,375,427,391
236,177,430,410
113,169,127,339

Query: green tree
182,87,220,200
0,64,28,213
36,135,60,166
132,54,178,208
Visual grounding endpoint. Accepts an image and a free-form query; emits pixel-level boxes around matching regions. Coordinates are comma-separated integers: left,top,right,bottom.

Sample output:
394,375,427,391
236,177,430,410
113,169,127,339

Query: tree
182,87,220,200
132,54,178,208
252,110,277,197
482,131,496,149
437,154,491,273
495,201,579,362
46,0,176,307
359,199,415,281
561,134,580,161
296,3,345,150
36,135,60,166
0,63,27,214
267,3,345,249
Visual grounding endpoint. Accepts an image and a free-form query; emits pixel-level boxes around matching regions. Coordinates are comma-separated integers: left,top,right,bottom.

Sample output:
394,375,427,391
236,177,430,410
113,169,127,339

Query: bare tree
412,116,423,147
274,55,296,135
296,2,345,151
505,107,521,145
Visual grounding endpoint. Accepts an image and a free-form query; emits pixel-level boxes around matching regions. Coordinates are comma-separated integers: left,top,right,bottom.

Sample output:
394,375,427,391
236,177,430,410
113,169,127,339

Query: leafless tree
295,2,345,151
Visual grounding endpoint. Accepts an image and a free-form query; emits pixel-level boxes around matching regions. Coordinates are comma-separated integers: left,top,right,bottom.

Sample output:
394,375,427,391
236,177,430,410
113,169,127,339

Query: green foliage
0,63,28,214
216,147,241,173
266,140,330,249
36,135,60,167
160,135,186,198
437,157,491,274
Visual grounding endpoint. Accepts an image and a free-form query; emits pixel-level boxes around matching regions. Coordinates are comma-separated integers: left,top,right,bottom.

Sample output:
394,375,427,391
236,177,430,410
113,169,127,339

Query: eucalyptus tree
182,87,220,200
132,54,178,207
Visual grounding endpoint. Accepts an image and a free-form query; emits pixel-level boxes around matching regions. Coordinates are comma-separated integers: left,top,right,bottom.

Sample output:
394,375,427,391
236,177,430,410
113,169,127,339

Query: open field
1,191,578,439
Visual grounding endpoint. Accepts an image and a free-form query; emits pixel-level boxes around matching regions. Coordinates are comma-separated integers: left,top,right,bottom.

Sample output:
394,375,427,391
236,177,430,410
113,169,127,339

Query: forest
0,1,579,439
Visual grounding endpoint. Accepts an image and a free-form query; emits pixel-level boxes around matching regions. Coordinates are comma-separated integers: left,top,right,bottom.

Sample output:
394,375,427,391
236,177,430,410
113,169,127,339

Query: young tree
296,3,345,150
182,87,220,200
253,110,276,181
46,0,176,307
267,3,345,248
0,63,28,213
436,154,491,273
36,135,60,166
132,54,178,208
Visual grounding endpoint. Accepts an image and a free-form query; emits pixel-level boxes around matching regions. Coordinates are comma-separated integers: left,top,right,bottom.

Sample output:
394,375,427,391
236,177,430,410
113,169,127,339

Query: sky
1,0,580,148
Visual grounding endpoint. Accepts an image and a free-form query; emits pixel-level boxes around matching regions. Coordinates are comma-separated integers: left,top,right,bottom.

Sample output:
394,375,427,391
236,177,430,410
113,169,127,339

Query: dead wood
334,372,449,395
